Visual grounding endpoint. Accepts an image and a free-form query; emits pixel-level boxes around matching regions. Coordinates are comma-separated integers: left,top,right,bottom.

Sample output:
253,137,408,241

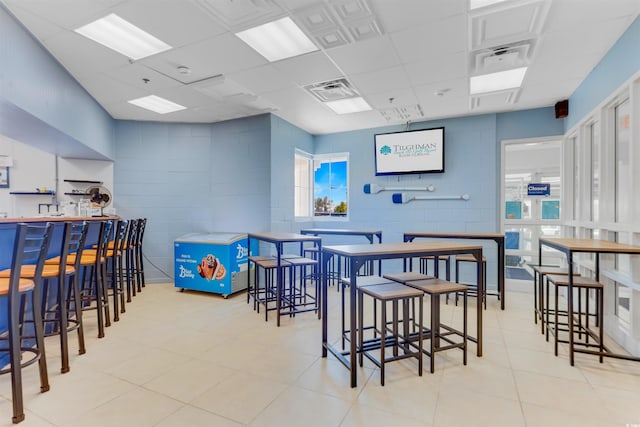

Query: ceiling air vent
304,78,359,102
472,39,534,74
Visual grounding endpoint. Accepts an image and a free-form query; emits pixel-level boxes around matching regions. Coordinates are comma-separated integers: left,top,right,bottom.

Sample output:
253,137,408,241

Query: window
570,135,579,221
589,121,600,222
295,151,349,220
614,98,631,223
294,150,312,217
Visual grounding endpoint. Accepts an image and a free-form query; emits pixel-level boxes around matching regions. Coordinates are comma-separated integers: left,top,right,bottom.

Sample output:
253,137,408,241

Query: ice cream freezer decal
174,233,255,296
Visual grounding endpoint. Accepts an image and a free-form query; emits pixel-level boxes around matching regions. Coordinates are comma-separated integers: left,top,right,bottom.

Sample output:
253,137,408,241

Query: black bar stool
404,278,469,373
2,221,89,374
123,218,139,302
60,220,113,338
134,218,147,292
341,275,394,347
420,255,451,280
358,282,424,385
545,274,604,360
283,256,319,318
0,222,53,424
529,264,580,334
455,254,488,308
83,220,128,321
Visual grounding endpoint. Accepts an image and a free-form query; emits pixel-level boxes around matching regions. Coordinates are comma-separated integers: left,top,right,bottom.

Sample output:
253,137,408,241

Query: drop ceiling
2,0,638,135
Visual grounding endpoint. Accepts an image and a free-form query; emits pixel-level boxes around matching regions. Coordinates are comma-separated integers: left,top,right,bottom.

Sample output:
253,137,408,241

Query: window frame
294,150,350,222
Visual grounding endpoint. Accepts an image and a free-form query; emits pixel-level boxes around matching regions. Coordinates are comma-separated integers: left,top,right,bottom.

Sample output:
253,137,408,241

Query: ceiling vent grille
471,39,534,74
304,78,359,102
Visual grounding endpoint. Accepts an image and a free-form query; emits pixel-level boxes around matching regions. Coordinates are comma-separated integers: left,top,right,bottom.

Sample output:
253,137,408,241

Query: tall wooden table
321,241,484,388
247,232,321,326
539,238,640,365
404,232,505,309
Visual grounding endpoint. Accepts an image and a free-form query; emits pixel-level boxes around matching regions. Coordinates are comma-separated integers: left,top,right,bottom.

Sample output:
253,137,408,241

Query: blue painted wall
0,5,114,159
270,115,314,233
114,115,272,282
299,109,561,283
496,107,565,141
566,15,640,130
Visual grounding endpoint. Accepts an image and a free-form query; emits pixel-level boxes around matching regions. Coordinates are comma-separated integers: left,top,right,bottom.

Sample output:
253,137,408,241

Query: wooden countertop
0,215,120,224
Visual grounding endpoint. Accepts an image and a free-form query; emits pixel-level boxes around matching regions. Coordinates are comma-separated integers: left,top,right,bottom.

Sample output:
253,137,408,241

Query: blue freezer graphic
174,233,256,297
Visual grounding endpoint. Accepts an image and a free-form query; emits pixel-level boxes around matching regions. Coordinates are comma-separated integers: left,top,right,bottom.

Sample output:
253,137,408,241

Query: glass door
502,138,563,274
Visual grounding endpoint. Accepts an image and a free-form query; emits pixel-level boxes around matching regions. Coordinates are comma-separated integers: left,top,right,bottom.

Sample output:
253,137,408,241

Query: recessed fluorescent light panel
325,97,372,114
469,0,510,9
470,67,527,94
128,95,186,114
75,13,171,60
235,16,318,62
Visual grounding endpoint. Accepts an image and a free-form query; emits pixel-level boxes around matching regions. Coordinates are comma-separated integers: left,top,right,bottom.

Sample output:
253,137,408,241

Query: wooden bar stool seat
250,257,292,321
383,271,433,284
358,283,424,385
404,278,468,373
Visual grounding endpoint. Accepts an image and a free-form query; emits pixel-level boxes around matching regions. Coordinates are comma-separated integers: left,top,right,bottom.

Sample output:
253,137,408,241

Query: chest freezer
174,232,256,298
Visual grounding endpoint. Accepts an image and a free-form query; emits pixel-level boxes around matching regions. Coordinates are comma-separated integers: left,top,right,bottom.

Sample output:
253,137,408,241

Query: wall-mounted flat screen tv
374,127,445,176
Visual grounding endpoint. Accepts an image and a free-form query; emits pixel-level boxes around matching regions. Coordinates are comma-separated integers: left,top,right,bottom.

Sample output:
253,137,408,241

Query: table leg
322,252,329,357
476,249,483,356
567,254,575,366
350,258,358,388
276,245,282,327
498,238,505,310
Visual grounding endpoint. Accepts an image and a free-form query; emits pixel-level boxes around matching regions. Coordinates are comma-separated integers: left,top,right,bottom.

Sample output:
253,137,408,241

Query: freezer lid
175,232,247,244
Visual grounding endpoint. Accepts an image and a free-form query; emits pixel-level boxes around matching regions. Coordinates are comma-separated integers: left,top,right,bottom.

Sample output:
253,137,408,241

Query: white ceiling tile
191,0,285,31
110,0,228,48
390,13,467,63
75,73,148,107
3,5,65,41
41,31,131,79
545,0,640,31
469,0,551,50
227,64,296,95
4,0,638,133
404,52,468,86
325,35,400,74
348,66,411,94
294,2,340,33
413,77,469,104
274,51,343,86
537,15,635,64
365,87,418,109
139,32,268,84
370,0,467,33
2,0,123,30
104,63,184,95
154,86,219,108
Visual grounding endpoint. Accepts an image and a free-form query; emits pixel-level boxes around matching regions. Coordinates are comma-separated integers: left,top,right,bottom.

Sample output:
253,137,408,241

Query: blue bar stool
0,222,53,424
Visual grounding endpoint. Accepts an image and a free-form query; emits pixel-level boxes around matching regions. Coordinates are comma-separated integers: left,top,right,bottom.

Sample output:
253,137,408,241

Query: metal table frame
404,232,505,310
321,241,484,387
300,228,383,276
248,232,321,326
539,237,640,365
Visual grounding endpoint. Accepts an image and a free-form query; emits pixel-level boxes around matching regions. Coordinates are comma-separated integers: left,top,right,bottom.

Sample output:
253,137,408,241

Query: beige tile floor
2,280,640,427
